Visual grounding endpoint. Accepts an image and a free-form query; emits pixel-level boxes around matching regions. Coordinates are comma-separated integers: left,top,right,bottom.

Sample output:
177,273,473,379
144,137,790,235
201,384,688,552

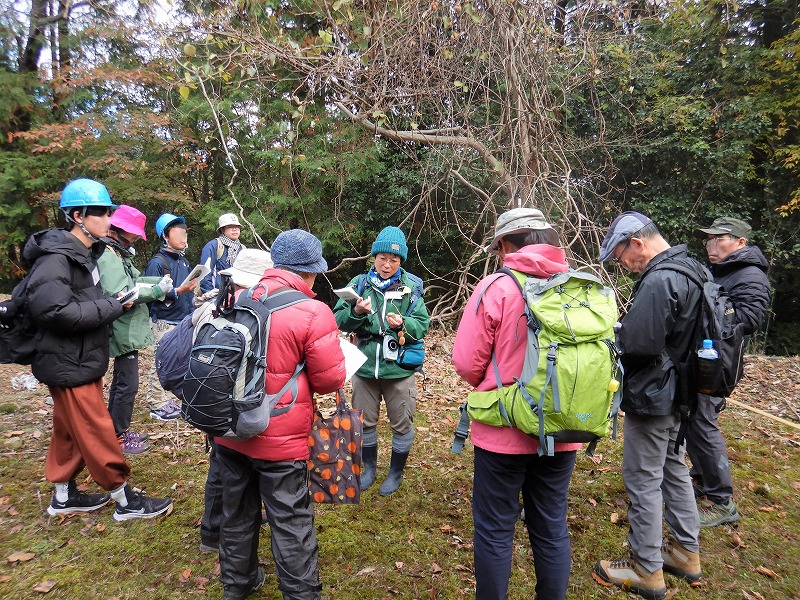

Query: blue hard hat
155,213,186,239
59,179,117,209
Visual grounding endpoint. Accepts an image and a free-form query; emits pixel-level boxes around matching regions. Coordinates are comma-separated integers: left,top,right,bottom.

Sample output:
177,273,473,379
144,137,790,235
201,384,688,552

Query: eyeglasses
703,235,736,247
612,240,631,264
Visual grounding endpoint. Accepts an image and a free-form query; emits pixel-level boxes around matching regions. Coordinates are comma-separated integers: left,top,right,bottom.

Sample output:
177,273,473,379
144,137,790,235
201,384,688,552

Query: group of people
6,175,771,600
452,207,769,600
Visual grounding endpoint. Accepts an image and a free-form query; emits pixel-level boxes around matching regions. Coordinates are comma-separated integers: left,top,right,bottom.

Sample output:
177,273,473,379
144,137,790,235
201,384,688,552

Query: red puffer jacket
215,269,346,461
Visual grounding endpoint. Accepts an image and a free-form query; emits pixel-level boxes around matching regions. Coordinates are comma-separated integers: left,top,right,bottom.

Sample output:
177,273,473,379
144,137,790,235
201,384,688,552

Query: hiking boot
113,487,172,521
661,537,702,583
199,541,219,554
119,431,153,455
594,556,667,600
47,481,110,516
699,499,740,527
222,566,266,600
149,400,181,421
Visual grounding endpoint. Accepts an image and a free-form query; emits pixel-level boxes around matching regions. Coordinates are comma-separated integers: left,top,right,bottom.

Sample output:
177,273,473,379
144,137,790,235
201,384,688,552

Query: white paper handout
339,337,367,382
180,258,211,288
333,287,361,304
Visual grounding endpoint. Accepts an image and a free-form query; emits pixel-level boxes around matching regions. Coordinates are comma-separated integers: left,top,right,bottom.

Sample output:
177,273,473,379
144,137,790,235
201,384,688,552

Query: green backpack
452,268,622,456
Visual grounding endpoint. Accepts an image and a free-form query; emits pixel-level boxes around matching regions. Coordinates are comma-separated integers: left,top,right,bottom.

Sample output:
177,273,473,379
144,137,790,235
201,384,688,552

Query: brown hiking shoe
661,538,702,583
594,556,667,600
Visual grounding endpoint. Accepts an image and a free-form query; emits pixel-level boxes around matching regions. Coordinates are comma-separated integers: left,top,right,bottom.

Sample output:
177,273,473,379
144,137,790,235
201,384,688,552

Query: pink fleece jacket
452,245,583,455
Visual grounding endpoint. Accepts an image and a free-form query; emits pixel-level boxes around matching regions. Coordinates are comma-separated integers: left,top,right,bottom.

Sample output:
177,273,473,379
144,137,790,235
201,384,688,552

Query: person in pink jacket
214,229,346,600
452,208,582,600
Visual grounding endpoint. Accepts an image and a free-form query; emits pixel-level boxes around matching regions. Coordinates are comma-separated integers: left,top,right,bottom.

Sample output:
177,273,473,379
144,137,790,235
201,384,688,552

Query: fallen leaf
610,512,619,524
729,531,747,548
33,579,57,593
395,561,404,570
742,590,765,600
588,497,597,507
96,524,106,532
7,551,36,563
5,431,24,437
0,575,11,583
355,566,376,576
757,506,775,513
755,566,778,578
179,568,191,583
431,562,443,574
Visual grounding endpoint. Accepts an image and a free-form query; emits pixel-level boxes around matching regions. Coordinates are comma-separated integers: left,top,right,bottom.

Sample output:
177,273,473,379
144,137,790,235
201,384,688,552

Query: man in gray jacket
593,212,703,600
689,217,771,527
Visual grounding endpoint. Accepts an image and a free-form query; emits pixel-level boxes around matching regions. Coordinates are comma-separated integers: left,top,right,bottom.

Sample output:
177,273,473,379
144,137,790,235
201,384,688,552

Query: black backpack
181,285,311,440
653,262,746,452
0,273,39,365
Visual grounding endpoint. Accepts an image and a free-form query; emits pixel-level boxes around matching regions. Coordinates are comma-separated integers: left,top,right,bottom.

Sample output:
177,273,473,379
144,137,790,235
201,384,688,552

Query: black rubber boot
379,451,409,496
361,444,377,490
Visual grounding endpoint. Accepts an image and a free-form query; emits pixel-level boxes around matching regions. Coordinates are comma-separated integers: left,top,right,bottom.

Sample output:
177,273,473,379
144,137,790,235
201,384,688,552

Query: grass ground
0,334,798,599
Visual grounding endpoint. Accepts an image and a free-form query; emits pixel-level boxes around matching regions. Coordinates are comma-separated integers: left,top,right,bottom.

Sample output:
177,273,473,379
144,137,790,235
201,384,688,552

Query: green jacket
333,269,430,380
97,243,164,357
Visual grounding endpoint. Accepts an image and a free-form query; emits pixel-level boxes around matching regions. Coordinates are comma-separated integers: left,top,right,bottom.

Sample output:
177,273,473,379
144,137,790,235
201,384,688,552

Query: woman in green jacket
333,226,430,496
97,205,172,454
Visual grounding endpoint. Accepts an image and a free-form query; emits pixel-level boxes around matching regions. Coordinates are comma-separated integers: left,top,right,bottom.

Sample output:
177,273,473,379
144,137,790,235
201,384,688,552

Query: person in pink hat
97,205,173,454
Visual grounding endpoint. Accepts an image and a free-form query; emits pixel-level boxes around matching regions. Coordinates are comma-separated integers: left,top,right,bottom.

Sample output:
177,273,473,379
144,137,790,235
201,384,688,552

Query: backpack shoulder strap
156,252,172,277
355,274,368,297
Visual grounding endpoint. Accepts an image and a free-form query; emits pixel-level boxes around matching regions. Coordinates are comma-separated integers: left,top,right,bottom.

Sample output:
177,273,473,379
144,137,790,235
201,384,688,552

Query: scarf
218,234,243,267
367,266,402,291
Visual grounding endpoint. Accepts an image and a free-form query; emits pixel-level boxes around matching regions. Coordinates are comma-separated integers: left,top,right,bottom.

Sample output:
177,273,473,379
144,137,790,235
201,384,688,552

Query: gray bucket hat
597,211,653,262
488,208,553,254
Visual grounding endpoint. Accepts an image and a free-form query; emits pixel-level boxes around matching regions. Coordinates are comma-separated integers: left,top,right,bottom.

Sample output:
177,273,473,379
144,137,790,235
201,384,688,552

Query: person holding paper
333,226,430,497
199,212,246,294
97,205,173,453
143,213,199,421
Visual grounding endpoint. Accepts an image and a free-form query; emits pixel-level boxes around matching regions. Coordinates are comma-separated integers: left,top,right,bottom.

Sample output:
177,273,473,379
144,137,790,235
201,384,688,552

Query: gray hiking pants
623,413,700,574
685,394,734,505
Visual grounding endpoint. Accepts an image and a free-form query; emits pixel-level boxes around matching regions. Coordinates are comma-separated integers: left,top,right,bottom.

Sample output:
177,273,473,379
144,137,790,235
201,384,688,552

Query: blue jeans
473,446,577,600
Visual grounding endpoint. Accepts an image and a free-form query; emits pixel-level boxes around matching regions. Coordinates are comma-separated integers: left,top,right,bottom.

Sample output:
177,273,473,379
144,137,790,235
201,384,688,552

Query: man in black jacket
25,178,172,521
593,212,703,600
689,217,771,527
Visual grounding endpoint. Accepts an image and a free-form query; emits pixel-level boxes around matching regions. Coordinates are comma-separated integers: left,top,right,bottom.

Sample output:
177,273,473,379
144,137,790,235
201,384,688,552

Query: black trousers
217,446,321,600
107,351,139,437
201,440,223,547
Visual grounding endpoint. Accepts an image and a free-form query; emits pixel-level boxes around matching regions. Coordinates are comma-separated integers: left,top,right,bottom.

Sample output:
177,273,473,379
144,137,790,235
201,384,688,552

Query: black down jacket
709,245,772,337
22,229,123,387
617,245,705,417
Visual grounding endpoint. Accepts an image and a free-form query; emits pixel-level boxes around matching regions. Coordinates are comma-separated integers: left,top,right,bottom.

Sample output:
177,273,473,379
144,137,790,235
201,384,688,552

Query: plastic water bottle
696,339,719,394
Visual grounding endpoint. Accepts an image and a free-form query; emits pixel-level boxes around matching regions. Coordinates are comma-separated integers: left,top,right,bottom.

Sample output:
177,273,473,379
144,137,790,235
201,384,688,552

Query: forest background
1,0,799,354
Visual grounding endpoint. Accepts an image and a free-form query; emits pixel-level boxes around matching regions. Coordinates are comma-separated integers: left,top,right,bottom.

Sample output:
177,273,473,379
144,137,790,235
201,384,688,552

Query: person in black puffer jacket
25,178,172,522
688,217,772,528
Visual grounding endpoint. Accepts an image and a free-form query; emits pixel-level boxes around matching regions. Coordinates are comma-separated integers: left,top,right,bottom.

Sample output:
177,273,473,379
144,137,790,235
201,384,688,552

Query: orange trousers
46,379,131,491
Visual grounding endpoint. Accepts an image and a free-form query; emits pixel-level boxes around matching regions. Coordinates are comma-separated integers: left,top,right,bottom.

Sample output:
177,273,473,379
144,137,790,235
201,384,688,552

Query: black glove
0,297,23,329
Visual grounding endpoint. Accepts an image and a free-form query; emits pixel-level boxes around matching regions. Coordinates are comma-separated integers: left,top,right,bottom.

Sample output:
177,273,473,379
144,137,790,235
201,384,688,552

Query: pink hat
110,205,148,240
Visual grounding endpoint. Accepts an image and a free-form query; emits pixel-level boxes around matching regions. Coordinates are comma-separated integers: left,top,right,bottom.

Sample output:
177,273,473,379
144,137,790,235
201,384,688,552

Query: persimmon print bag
307,389,363,504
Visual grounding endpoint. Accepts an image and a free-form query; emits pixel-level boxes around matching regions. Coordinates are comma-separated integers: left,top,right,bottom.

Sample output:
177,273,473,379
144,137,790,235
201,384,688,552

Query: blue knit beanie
271,229,328,273
371,226,408,261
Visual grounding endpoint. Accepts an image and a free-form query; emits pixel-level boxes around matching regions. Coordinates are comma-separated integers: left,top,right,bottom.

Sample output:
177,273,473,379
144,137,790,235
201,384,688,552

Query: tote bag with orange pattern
307,389,363,504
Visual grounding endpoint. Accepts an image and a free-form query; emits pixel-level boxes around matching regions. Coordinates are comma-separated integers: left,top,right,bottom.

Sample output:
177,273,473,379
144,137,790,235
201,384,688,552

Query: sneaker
149,400,181,421
594,556,667,600
119,432,153,456
113,488,172,521
661,538,702,583
47,481,110,516
124,429,150,443
699,499,740,527
222,566,265,600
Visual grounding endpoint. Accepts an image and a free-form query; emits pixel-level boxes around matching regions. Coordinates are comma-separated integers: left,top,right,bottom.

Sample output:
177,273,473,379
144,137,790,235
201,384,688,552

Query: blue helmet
59,179,117,209
155,213,186,239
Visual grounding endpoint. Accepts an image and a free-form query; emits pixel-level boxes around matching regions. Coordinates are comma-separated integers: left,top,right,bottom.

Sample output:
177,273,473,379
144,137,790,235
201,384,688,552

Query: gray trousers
622,413,700,573
352,374,416,435
685,394,733,504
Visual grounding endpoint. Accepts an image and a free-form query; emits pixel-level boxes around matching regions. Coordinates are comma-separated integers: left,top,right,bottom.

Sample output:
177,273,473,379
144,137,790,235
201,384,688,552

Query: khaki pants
351,375,417,434
46,379,131,490
145,320,176,411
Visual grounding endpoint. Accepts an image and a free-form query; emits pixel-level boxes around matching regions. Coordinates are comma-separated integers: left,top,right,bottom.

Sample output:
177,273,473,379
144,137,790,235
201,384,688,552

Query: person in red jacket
214,229,346,600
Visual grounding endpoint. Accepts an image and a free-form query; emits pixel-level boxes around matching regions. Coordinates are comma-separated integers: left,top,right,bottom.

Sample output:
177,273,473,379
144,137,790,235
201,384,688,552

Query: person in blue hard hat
143,212,199,421
21,178,172,521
